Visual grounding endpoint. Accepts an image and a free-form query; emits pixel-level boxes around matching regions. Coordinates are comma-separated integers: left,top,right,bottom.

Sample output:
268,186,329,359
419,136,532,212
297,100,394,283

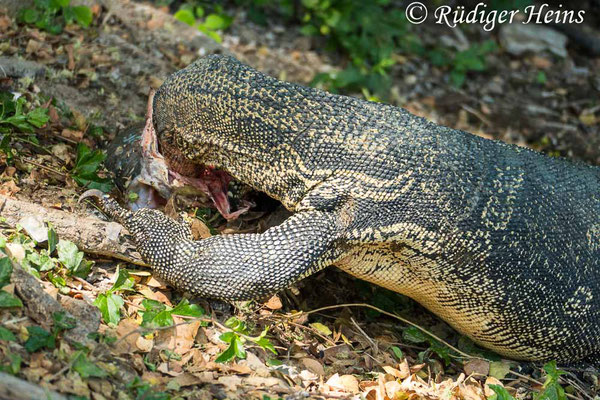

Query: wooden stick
0,194,146,266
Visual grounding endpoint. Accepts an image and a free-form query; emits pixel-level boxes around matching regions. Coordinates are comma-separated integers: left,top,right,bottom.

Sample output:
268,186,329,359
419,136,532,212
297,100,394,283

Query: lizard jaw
139,90,250,220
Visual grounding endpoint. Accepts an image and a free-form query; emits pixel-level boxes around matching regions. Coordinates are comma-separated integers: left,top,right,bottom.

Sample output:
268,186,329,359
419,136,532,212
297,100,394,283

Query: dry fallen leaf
0,180,20,196
464,359,490,377
61,129,84,141
264,294,282,310
326,373,360,393
301,357,325,376
135,335,154,352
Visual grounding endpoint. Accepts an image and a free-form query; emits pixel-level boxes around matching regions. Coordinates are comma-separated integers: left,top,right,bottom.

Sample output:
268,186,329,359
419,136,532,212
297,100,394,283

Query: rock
0,56,46,79
499,24,568,57
59,295,101,345
19,215,48,244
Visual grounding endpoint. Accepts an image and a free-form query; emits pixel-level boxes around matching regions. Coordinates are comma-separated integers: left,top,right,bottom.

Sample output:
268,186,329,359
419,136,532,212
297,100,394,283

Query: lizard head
151,54,320,210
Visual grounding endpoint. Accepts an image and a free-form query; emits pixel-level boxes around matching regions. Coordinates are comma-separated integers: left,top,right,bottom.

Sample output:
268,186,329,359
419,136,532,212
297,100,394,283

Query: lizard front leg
80,190,345,300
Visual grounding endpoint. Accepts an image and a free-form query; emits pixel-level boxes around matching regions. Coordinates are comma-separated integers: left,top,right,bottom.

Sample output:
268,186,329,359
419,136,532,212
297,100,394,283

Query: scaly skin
90,55,600,365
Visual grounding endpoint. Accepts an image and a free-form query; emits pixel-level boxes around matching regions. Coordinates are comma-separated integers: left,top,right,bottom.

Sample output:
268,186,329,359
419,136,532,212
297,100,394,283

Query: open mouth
133,90,251,219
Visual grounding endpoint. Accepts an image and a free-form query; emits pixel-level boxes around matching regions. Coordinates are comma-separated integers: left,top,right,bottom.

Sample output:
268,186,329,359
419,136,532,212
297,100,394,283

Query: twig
290,303,473,359
461,104,491,126
19,158,67,178
350,316,378,353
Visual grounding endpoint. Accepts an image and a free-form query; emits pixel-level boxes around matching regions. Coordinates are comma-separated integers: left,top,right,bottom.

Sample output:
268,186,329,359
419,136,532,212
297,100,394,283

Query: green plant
24,311,76,352
0,92,49,163
535,361,566,400
428,40,498,87
18,0,92,34
0,258,22,308
215,317,277,363
72,142,113,192
126,377,170,400
304,0,422,96
139,298,205,328
93,268,135,326
488,384,516,400
174,4,232,43
401,326,452,365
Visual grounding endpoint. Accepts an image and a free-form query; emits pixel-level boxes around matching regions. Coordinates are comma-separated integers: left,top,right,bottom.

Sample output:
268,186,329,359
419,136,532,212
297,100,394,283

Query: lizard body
87,55,600,364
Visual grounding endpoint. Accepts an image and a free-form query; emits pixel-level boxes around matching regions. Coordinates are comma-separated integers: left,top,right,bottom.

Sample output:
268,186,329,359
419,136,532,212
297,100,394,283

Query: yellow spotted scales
88,55,600,365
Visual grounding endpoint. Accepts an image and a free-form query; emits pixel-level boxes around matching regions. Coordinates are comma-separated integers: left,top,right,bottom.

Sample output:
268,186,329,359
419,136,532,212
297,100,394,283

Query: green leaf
174,9,195,26
225,317,247,333
73,353,108,378
535,361,566,400
110,268,134,292
266,358,282,367
52,0,70,8
203,14,230,30
23,8,40,24
488,384,516,400
402,326,427,343
53,311,76,331
0,326,16,341
254,337,276,354
171,298,204,318
197,25,222,43
47,224,57,253
73,143,105,175
450,70,466,87
390,346,403,360
536,71,547,84
47,271,66,288
25,326,55,352
309,322,332,336
0,353,22,375
25,107,49,128
93,293,124,326
72,6,92,27
26,251,56,272
0,258,13,287
72,143,113,192
0,291,23,308
57,240,85,274
489,360,513,380
216,333,246,363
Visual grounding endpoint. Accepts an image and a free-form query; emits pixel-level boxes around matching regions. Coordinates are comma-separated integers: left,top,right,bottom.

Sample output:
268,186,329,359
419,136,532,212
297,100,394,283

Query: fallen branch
0,372,67,400
0,194,145,266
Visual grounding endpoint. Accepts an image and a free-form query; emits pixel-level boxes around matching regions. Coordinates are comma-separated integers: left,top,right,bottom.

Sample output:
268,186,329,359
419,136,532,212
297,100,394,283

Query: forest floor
0,1,599,399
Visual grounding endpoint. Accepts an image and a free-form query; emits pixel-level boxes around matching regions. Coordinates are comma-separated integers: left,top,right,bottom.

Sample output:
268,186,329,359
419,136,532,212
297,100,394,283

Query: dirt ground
0,0,599,399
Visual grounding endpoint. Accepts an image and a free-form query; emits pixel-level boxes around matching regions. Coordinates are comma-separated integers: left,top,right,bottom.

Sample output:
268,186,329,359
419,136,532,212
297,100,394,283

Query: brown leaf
135,335,153,352
484,377,504,397
458,383,486,400
26,39,42,54
173,373,203,387
398,358,410,379
301,357,325,376
71,109,87,131
66,44,75,70
61,128,84,141
464,359,490,377
114,318,141,354
0,180,20,196
327,374,359,393
190,217,211,239
264,294,282,310
383,366,407,380
530,56,552,69
0,15,12,32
